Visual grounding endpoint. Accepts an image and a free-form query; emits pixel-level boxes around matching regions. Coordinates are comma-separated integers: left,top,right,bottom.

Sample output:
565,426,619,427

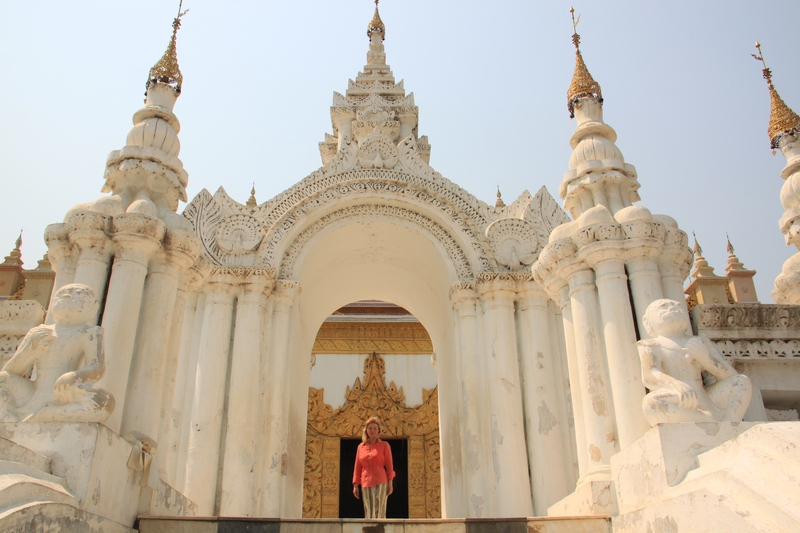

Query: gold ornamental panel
303,353,440,518
312,322,433,354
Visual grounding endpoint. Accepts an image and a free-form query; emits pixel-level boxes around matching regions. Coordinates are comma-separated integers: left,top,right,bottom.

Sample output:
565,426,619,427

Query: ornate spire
246,184,257,209
567,7,602,119
495,186,506,208
147,2,189,96
367,0,386,41
725,234,745,271
753,42,800,150
2,231,23,267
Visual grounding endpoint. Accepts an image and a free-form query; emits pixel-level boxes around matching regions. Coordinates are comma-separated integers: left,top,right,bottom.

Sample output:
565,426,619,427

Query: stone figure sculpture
0,284,114,423
637,299,752,426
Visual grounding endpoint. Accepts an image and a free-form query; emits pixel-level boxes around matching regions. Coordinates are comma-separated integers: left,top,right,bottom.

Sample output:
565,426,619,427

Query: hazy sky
2,1,799,303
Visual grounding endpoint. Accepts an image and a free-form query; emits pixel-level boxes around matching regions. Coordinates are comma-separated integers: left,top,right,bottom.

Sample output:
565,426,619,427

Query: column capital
181,256,213,290
67,211,113,260
515,280,549,309
111,213,166,263
475,272,522,302
161,228,201,271
44,223,76,271
273,279,300,307
571,221,624,251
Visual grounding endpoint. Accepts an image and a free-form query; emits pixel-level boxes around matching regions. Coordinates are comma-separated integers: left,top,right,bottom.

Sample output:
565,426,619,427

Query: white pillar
658,227,693,308
516,281,571,515
44,223,77,325
99,213,165,433
67,211,113,322
622,230,664,337
581,244,649,448
258,280,298,517
163,258,211,485
121,229,199,440
556,282,588,480
184,276,237,515
477,273,533,517
220,273,273,517
565,267,618,482
451,283,494,518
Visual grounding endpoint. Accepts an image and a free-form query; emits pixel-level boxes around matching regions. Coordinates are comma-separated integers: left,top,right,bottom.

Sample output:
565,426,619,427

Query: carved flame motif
303,353,440,519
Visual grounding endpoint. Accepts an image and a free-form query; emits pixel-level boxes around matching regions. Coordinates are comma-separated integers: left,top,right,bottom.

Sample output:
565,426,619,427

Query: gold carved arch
303,353,441,518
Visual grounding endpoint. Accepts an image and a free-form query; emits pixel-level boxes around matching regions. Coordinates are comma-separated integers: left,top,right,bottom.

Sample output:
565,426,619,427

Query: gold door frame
304,353,441,518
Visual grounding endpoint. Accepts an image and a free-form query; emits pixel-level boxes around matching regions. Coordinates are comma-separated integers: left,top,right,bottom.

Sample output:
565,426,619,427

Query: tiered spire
567,7,603,119
147,2,188,96
246,185,258,209
2,232,23,267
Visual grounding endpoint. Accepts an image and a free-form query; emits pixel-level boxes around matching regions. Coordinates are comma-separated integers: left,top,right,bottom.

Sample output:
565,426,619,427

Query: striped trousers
362,483,388,519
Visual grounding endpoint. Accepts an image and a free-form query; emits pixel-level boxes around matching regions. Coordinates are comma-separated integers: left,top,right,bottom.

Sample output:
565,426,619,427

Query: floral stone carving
0,284,114,423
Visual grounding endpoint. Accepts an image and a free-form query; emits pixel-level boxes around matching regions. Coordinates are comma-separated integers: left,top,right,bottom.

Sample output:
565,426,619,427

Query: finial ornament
367,0,386,41
495,186,506,208
246,183,257,209
567,7,602,118
147,1,189,96
752,42,800,150
692,231,703,256
726,233,734,256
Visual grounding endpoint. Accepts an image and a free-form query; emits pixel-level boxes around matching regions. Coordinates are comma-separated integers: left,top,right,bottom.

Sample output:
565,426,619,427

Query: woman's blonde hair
361,416,382,443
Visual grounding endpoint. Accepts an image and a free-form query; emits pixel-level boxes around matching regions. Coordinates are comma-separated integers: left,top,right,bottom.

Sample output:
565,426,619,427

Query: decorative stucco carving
214,214,263,255
304,353,440,519
693,304,800,330
714,339,800,359
313,322,433,354
357,127,399,169
281,204,474,280
485,218,538,272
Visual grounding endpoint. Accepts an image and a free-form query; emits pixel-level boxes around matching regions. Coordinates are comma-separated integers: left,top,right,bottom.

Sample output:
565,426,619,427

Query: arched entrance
281,215,463,516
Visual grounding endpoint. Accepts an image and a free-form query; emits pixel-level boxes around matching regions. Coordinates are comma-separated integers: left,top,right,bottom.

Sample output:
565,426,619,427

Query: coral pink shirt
352,439,395,488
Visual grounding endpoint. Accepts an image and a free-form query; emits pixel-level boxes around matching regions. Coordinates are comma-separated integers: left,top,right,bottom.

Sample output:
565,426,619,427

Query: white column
99,213,166,433
556,282,588,480
565,266,618,482
183,276,237,515
258,280,298,517
67,211,113,322
621,225,665,337
581,243,649,448
121,229,199,440
220,273,273,517
163,258,210,485
477,273,533,517
450,283,494,518
516,281,571,515
44,223,77,325
175,290,207,492
658,227,693,308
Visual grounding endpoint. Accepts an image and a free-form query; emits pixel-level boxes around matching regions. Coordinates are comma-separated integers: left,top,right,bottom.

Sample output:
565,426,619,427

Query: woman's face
366,422,380,440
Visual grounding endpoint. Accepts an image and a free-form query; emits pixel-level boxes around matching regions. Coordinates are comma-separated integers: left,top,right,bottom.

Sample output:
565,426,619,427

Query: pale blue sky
2,1,799,303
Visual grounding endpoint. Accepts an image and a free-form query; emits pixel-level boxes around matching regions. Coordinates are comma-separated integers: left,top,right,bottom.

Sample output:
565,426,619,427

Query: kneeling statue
638,299,752,426
0,284,114,423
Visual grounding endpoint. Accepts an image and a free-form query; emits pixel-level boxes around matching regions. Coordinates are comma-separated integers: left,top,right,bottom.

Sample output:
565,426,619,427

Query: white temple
0,4,799,533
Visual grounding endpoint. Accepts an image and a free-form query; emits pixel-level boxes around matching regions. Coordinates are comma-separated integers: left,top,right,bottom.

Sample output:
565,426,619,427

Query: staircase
0,435,133,532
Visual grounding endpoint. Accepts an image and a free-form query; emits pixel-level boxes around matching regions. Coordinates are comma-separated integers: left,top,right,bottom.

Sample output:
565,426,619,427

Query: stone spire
495,187,506,208
754,43,800,303
246,185,258,209
560,9,639,219
2,232,23,267
318,2,430,168
685,233,730,307
101,5,190,215
725,235,758,303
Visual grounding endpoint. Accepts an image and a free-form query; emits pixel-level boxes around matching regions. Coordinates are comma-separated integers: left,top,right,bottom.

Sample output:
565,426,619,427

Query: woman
352,416,395,518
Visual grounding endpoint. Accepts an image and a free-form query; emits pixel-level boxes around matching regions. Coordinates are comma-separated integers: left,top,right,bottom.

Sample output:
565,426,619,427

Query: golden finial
246,183,257,209
752,41,800,150
367,0,386,41
2,230,23,267
567,7,602,118
726,233,734,256
147,1,189,96
692,231,703,256
495,186,506,208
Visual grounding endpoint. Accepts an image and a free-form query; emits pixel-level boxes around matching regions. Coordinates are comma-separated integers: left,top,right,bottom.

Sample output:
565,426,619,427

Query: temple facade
0,4,799,533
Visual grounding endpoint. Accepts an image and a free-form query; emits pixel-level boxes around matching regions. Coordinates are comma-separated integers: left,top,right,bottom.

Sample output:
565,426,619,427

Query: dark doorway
339,438,409,518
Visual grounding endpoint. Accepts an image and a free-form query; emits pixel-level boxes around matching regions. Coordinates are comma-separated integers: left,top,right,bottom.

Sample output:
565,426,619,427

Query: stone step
0,501,134,533
0,459,77,514
0,435,51,472
137,516,611,533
